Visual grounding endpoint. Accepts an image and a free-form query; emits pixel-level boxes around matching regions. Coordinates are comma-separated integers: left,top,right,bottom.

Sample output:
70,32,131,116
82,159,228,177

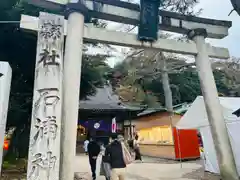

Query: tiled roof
79,85,144,111
137,103,191,117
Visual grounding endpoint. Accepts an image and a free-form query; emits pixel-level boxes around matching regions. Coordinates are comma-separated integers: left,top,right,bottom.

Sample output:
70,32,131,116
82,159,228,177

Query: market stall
130,108,200,160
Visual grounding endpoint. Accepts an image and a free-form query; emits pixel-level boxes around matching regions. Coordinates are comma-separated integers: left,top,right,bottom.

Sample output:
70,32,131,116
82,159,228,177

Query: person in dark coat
101,137,112,180
105,134,127,180
88,137,101,180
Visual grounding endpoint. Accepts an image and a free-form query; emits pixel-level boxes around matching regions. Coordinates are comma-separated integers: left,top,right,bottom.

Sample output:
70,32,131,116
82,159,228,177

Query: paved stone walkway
74,155,218,180
1,155,220,179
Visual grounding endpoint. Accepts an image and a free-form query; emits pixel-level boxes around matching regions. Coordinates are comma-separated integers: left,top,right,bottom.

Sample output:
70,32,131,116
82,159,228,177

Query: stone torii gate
20,0,238,180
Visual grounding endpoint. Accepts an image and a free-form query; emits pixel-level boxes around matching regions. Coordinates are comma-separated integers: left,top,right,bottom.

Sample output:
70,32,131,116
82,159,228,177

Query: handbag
102,146,111,163
95,155,102,177
102,162,111,178
121,142,133,165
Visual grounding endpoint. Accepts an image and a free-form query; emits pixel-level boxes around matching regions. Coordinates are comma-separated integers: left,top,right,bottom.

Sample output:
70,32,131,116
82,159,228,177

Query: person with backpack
105,134,132,180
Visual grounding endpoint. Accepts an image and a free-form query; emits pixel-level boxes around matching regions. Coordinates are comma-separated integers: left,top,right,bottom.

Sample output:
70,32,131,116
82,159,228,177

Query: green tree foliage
112,56,161,108
80,54,111,99
212,58,240,96
161,0,201,15
113,54,235,108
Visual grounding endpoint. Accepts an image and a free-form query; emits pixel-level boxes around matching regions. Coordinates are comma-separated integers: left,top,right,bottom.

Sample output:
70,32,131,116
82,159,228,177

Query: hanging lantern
3,140,9,151
138,0,161,42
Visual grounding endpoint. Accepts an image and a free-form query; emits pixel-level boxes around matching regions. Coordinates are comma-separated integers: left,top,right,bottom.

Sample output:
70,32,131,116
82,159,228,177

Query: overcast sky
103,0,240,67
196,0,239,57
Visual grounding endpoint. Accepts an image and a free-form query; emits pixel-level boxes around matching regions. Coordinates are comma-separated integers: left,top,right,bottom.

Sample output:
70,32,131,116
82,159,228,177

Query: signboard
138,0,160,42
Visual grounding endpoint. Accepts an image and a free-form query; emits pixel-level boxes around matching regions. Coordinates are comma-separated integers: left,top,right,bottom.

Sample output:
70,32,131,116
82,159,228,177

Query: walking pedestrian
88,137,101,180
133,134,143,162
83,138,89,155
101,137,112,180
105,134,132,180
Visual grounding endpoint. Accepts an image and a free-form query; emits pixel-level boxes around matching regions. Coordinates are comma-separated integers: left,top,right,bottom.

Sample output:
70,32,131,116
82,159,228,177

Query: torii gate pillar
60,11,85,180
188,28,239,180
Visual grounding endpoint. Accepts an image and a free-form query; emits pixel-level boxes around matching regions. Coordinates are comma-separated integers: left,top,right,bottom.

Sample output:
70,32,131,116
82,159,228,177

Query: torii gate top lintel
25,0,231,39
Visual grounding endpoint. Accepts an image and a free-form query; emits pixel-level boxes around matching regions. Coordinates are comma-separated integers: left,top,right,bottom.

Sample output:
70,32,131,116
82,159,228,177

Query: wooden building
124,105,200,160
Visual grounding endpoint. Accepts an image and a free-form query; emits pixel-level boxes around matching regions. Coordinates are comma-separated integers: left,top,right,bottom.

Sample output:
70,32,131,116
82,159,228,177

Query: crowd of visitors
85,133,142,180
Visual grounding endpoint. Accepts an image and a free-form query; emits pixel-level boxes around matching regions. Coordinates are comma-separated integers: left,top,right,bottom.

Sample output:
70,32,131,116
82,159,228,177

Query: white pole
188,28,239,180
60,12,84,180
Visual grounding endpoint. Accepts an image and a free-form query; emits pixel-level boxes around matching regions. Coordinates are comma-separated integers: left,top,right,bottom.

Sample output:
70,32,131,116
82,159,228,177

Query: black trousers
135,148,142,161
89,156,97,178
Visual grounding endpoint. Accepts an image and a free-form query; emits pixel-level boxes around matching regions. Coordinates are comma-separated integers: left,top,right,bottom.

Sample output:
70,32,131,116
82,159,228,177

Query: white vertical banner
0,61,12,174
112,117,116,133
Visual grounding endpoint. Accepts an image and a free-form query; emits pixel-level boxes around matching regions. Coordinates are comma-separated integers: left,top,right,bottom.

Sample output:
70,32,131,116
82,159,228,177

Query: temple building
76,85,145,152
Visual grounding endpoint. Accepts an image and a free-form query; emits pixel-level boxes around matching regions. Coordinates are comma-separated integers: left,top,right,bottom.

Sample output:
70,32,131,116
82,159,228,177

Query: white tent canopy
176,96,240,175
176,96,240,129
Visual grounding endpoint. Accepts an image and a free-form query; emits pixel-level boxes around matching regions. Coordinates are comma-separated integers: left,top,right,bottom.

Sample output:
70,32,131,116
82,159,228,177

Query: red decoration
112,118,116,133
3,140,9,150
